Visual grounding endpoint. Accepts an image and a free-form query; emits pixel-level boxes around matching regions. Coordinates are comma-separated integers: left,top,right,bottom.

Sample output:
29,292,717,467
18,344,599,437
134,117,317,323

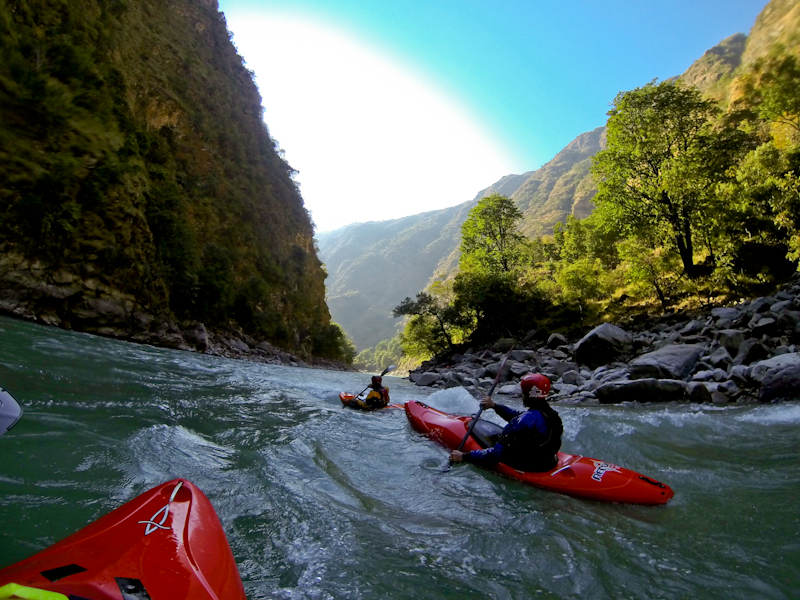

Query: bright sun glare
225,14,518,232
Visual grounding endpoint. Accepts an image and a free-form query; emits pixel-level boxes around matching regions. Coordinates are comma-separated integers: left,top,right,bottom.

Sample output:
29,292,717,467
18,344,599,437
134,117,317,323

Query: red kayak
339,392,403,410
405,400,673,505
0,479,246,599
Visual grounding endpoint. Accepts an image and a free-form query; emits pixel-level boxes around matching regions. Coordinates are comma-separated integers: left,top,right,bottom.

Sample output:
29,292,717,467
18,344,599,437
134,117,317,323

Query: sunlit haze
224,14,516,232
218,0,769,233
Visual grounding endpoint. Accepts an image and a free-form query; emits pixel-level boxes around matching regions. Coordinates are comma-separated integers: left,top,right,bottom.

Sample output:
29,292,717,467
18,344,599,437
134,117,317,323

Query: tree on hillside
393,289,465,355
460,193,526,273
591,80,748,278
739,52,800,139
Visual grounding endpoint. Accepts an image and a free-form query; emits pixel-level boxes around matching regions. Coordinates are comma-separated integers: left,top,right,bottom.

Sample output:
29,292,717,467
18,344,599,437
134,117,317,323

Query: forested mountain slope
320,0,800,355
317,202,479,351
317,129,600,350
0,0,340,358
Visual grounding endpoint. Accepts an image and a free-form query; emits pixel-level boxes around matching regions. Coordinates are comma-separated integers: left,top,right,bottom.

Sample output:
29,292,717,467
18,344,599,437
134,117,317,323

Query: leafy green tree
617,238,681,312
393,291,463,351
728,142,800,264
592,80,748,278
739,52,800,140
555,257,608,315
460,193,526,273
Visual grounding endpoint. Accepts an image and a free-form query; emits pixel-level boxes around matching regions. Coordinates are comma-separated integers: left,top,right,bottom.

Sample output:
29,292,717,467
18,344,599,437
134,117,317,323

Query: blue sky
217,0,769,232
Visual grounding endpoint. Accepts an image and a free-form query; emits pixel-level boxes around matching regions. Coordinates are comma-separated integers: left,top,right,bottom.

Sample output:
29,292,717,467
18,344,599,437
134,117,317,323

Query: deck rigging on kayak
0,479,247,599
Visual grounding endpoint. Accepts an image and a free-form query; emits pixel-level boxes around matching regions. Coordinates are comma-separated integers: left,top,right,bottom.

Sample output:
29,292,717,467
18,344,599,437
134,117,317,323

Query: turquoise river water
0,315,798,599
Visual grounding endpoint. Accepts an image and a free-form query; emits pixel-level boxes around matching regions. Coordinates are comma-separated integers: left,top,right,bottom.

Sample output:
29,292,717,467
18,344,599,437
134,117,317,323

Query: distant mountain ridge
317,127,604,349
319,0,798,353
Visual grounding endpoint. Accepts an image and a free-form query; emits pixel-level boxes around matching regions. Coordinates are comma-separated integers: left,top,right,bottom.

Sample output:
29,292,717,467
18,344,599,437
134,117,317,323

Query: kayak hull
0,479,246,599
405,400,673,505
0,386,22,437
339,392,403,410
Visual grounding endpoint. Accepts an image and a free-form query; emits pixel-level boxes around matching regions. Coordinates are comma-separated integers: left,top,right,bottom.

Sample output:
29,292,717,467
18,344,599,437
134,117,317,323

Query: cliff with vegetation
0,0,349,361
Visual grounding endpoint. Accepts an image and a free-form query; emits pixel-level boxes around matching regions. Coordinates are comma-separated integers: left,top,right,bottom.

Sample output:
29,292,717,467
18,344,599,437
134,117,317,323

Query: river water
0,315,798,599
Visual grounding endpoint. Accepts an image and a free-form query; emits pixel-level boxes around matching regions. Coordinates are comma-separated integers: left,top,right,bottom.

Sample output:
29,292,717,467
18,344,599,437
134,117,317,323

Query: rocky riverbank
0,256,353,371
408,273,800,405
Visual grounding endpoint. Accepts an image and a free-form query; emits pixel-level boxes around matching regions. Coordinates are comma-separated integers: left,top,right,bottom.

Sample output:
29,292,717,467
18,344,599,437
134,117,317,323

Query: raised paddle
455,347,514,453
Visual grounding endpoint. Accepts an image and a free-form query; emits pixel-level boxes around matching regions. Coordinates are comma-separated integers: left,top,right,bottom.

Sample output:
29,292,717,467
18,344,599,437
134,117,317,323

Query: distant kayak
339,392,403,411
0,386,22,438
0,479,246,599
405,400,674,505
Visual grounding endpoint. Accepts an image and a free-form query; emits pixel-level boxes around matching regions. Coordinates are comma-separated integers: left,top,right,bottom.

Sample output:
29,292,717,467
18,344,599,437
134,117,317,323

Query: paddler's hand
450,450,465,463
480,396,496,410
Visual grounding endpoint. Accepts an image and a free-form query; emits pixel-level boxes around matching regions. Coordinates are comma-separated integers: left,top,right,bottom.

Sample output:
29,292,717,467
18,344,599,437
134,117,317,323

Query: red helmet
371,375,382,385
521,373,550,398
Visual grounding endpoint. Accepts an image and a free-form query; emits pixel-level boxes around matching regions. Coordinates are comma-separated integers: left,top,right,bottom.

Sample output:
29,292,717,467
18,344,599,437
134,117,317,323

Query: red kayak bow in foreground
0,479,246,599
406,400,673,505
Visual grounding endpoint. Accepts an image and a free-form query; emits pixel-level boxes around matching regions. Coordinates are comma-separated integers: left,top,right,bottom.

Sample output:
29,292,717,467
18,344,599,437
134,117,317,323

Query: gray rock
444,376,462,389
629,344,705,380
687,382,713,403
574,323,632,369
759,355,800,402
751,317,778,337
716,329,745,356
708,346,733,369
770,300,793,315
509,362,530,376
733,339,771,366
680,319,705,335
561,370,583,385
547,333,568,349
712,307,740,320
711,391,730,404
729,365,752,385
415,372,441,386
748,297,773,314
183,323,209,351
497,383,520,395
594,378,687,404
510,349,536,362
229,338,250,353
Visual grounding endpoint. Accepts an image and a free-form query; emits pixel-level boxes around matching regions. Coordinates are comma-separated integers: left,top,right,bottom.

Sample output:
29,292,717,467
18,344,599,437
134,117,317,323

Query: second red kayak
405,400,673,505
0,479,246,599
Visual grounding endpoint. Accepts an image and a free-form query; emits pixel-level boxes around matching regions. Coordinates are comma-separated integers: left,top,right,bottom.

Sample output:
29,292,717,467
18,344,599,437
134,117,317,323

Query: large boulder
629,344,705,380
754,353,800,402
733,339,771,366
715,329,745,356
415,372,442,386
573,323,632,369
594,379,687,404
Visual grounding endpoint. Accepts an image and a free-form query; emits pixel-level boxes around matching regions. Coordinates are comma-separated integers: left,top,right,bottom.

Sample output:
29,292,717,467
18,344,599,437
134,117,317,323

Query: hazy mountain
317,202,479,351
317,130,602,349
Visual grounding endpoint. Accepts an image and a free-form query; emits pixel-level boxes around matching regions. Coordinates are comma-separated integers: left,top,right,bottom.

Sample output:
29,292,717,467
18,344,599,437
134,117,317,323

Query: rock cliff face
0,0,333,357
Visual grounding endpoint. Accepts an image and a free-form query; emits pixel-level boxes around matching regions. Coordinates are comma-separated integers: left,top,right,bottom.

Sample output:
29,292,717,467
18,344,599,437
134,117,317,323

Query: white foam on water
735,403,800,425
426,387,478,415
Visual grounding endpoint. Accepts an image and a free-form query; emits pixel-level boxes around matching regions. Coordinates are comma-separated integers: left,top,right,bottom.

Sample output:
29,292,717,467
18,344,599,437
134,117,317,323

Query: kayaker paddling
349,375,391,410
450,373,563,472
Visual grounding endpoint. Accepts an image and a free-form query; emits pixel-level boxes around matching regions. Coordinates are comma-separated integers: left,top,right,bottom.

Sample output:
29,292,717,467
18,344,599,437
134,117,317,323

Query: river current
0,315,798,599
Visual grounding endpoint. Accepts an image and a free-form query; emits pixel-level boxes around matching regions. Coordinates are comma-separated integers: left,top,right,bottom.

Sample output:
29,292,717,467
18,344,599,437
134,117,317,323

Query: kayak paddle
455,347,514,453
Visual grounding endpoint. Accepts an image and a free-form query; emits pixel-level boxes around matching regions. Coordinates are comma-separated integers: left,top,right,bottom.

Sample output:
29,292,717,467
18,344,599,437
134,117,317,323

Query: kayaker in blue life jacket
351,375,390,410
450,373,563,472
